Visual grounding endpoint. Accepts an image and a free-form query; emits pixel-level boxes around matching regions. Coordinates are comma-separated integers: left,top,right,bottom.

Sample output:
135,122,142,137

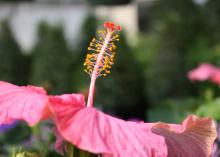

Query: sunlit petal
0,81,51,126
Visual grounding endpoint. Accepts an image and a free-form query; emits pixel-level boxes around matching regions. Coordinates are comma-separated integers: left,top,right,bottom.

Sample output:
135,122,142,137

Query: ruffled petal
152,115,217,157
0,81,51,126
50,94,167,157
50,95,217,157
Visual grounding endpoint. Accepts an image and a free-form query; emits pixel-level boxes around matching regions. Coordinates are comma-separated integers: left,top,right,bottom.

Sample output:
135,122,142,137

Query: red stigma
104,21,122,31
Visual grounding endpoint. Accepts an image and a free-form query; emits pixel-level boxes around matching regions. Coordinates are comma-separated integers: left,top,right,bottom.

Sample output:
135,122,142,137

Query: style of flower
0,22,217,157
188,63,220,85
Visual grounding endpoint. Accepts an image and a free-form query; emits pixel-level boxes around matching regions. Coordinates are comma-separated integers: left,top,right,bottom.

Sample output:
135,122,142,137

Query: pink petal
49,95,217,157
188,63,219,81
152,115,217,157
53,127,67,155
0,81,51,126
49,95,166,157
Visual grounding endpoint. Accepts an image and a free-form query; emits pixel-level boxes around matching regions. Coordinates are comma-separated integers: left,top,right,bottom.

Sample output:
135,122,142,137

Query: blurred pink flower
49,94,217,157
0,81,217,157
211,73,220,85
188,63,220,85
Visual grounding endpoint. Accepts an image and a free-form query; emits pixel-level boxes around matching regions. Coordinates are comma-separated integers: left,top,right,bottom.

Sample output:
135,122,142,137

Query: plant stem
11,147,15,157
66,143,74,157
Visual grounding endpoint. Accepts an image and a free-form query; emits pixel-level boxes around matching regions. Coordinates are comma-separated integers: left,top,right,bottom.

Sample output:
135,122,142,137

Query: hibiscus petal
50,95,167,157
50,95,217,157
152,115,217,157
52,127,67,155
0,81,51,126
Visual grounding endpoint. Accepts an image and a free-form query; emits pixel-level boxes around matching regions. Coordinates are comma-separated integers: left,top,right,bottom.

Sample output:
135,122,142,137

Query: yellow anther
84,26,120,77
98,30,104,34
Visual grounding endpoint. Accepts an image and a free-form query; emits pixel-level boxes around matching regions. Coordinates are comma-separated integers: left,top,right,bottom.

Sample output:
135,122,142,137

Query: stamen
84,21,121,78
84,21,121,107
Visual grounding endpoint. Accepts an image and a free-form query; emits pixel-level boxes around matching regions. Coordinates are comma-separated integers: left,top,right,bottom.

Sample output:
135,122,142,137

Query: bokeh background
1,0,220,156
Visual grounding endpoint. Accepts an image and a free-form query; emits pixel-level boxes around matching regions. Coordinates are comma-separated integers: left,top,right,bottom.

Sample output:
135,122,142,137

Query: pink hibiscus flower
51,21,217,156
0,22,217,157
0,81,216,156
188,63,220,85
49,94,216,157
0,82,216,157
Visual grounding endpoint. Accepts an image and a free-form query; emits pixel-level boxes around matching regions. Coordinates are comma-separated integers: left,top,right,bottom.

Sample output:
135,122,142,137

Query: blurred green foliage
87,0,132,5
71,14,97,92
142,0,199,105
96,32,147,120
0,123,31,145
1,0,220,155
30,22,73,94
136,0,220,122
0,0,33,2
148,98,198,123
0,20,31,85
196,98,220,120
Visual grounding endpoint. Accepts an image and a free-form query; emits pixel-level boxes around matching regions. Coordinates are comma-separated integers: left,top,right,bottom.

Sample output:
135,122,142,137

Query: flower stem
204,87,214,102
10,147,15,157
66,143,74,157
